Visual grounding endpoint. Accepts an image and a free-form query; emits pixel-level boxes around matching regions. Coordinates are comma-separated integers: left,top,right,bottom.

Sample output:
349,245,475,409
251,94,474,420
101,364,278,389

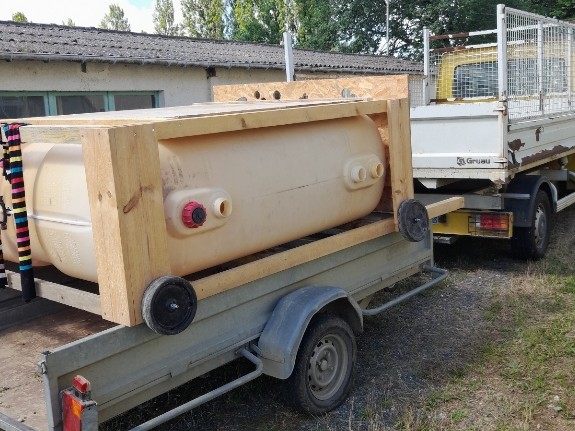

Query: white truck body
411,4,575,257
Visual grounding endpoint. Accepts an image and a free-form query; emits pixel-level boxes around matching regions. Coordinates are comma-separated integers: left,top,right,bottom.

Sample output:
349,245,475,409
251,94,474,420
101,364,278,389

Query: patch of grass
450,409,468,422
562,276,575,294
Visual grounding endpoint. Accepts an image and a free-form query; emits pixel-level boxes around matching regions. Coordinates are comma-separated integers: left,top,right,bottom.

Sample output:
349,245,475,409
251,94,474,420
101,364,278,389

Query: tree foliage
231,0,296,44
62,18,75,26
294,0,337,50
181,0,225,38
154,0,180,35
99,4,131,31
12,12,28,23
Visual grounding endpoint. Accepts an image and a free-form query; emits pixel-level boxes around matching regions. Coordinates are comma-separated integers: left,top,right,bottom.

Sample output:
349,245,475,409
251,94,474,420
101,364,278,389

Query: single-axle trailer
0,96,461,430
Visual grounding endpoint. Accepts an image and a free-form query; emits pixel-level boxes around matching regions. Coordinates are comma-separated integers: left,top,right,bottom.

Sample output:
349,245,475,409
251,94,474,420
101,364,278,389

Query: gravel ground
104,207,574,431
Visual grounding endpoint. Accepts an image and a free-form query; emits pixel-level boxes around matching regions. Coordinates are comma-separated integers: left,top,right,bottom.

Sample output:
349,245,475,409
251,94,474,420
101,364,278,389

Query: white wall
0,60,287,106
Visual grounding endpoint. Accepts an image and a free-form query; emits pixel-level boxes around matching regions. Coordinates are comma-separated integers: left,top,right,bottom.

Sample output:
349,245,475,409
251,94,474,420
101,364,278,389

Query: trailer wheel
142,276,198,335
285,315,356,414
511,190,551,260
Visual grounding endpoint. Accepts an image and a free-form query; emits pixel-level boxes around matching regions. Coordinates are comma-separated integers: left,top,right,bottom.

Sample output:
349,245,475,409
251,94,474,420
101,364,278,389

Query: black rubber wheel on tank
141,276,198,335
285,315,356,414
398,199,430,242
511,190,551,260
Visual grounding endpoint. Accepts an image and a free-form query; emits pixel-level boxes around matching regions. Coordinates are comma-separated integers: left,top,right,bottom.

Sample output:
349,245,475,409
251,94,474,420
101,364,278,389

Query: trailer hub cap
308,334,349,400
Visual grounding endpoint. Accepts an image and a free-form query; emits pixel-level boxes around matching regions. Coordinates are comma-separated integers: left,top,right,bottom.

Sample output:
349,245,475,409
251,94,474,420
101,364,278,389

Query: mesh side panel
426,8,575,122
409,75,426,107
506,8,574,121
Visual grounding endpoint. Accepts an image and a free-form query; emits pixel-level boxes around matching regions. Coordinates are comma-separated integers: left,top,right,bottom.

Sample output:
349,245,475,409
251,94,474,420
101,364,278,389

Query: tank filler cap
182,201,207,228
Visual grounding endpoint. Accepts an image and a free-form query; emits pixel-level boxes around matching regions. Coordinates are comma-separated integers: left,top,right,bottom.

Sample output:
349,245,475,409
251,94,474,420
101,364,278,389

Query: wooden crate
10,96,450,327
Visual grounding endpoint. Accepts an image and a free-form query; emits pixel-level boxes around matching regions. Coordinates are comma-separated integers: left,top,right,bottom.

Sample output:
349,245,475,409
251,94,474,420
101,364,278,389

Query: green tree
294,0,338,50
99,4,131,31
334,0,547,59
548,0,575,19
181,0,225,38
62,18,76,26
232,0,295,44
154,0,180,35
12,12,28,23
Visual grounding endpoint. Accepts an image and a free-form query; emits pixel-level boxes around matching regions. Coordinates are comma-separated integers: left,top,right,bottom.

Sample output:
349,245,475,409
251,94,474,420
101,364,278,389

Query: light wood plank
386,98,414,226
20,125,89,145
82,124,171,326
18,100,388,143
213,75,410,102
426,197,464,219
152,100,387,140
193,217,396,300
15,99,366,126
7,272,101,315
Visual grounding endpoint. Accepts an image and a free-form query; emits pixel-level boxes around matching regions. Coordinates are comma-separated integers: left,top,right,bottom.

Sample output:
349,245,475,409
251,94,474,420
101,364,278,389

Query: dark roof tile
0,21,423,74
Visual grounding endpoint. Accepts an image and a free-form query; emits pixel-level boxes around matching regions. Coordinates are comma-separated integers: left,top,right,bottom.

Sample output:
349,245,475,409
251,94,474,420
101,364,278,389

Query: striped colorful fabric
2,123,35,301
0,131,6,289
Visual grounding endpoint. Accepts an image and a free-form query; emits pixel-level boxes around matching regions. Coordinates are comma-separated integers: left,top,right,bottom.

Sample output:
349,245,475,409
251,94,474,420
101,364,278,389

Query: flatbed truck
411,4,575,258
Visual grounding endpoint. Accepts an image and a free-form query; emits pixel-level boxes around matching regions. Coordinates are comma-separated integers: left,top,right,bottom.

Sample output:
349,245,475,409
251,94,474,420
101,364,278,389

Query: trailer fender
505,175,555,227
256,285,363,379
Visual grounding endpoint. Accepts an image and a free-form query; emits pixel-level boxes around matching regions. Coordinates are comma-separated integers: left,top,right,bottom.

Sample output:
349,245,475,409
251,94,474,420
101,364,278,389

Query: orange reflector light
62,390,83,431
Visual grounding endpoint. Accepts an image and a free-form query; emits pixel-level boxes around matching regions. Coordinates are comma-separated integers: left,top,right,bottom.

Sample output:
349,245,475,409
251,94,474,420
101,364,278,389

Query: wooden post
82,124,171,326
386,98,414,226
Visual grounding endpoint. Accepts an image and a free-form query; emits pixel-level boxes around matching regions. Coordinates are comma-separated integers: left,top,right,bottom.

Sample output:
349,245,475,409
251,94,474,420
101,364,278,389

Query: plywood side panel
82,125,171,326
213,75,410,103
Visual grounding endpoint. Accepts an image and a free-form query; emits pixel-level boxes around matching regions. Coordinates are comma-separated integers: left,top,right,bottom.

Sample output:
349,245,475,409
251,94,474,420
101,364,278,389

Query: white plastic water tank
0,115,385,282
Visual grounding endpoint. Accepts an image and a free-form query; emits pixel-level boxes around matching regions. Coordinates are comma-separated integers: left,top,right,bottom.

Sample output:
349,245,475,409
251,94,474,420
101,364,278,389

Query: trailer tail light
61,375,97,431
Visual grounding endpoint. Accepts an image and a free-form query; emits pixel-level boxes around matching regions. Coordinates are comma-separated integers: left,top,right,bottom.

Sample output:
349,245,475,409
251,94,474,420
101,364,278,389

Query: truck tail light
479,213,509,231
61,375,97,431
469,212,512,237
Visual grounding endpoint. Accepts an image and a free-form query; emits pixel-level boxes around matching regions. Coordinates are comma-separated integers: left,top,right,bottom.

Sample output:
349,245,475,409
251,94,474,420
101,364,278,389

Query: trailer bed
0,206,452,431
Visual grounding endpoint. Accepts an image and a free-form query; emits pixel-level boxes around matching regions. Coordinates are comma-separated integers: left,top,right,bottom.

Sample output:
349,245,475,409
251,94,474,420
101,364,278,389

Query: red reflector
479,213,509,231
73,375,91,394
62,390,83,431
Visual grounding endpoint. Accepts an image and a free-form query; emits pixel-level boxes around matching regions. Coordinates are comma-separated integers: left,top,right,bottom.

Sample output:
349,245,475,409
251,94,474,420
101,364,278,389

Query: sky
0,0,184,33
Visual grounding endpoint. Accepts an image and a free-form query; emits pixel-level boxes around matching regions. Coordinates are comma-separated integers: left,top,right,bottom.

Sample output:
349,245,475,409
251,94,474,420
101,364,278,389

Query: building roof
0,21,423,75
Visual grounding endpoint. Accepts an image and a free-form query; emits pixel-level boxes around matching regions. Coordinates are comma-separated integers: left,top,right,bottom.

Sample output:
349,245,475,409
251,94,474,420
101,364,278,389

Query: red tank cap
182,201,207,228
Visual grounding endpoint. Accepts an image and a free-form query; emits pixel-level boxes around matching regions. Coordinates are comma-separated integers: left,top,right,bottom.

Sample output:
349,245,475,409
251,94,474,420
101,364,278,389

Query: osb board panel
213,75,410,103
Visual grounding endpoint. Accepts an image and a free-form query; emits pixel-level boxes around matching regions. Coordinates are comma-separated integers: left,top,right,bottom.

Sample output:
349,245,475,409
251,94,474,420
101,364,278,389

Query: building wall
0,60,287,106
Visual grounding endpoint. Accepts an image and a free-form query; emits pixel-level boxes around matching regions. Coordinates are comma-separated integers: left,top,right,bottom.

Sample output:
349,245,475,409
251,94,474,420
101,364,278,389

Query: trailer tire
285,314,356,414
142,276,198,335
511,190,551,260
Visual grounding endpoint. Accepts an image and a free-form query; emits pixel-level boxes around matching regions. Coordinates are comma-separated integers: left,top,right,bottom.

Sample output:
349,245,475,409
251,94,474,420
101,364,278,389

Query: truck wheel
511,190,551,260
285,315,356,414
142,276,198,335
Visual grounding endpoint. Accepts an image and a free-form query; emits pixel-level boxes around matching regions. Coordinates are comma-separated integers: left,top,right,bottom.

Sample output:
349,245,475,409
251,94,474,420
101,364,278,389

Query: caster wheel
142,276,197,335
